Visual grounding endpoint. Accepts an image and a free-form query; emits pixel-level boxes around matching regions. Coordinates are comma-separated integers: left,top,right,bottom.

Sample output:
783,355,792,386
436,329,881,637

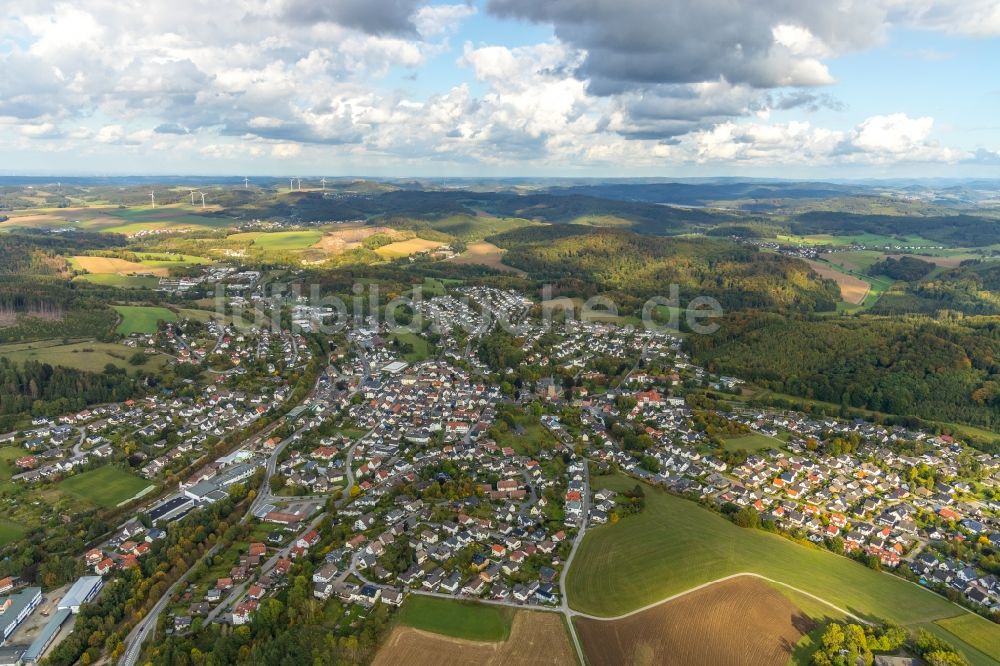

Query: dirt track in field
373,612,574,666
575,577,812,666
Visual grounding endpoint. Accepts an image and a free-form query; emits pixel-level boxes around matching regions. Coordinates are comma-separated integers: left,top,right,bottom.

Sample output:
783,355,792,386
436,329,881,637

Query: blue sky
0,0,998,177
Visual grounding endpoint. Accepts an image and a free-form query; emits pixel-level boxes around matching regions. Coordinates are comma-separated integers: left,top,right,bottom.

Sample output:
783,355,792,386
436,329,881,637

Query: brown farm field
880,253,978,268
373,612,574,666
374,237,445,259
575,577,810,666
449,241,526,275
309,225,399,254
70,256,169,276
802,259,870,304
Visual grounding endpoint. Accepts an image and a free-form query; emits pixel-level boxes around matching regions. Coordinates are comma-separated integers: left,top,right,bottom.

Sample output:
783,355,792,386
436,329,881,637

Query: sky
1,0,999,178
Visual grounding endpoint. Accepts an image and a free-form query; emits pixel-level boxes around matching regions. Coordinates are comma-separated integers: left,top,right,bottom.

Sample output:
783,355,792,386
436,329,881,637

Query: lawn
721,433,782,452
0,339,167,373
113,305,177,335
566,474,1000,664
57,466,153,508
395,595,514,641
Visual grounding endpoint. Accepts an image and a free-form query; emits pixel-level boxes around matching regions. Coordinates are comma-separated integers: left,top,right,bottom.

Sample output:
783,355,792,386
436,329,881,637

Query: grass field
375,238,444,259
57,466,152,508
228,230,323,250
390,330,434,362
395,595,515,642
73,274,161,289
0,339,167,373
0,446,23,494
566,474,1000,664
802,259,870,305
0,521,25,547
375,611,574,666
112,305,177,334
721,433,782,452
71,256,169,277
418,214,539,242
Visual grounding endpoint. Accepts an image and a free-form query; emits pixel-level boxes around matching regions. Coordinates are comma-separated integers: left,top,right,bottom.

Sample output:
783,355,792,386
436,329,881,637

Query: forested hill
791,212,1000,246
489,226,841,313
686,313,1000,433
0,358,140,430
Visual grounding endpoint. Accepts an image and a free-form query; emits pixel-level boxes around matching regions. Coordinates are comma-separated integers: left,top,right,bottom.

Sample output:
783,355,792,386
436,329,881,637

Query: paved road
558,457,590,665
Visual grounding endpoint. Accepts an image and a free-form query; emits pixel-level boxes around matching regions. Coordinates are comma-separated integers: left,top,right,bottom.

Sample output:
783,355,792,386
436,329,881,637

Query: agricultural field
0,339,167,373
227,230,323,250
0,446,23,494
71,256,170,277
374,238,444,259
57,466,153,508
112,305,177,335
417,214,539,241
575,576,809,666
73,274,161,289
448,241,526,275
395,595,514,642
375,610,574,666
2,205,231,235
802,259,870,305
566,474,1000,665
307,225,398,256
720,433,781,452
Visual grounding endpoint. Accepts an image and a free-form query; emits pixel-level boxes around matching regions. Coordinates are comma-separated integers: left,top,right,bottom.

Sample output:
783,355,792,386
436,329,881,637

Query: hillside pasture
73,274,161,289
57,466,153,508
112,305,177,334
0,339,167,373
227,230,323,250
395,595,514,642
566,474,1000,664
575,576,810,666
375,610,574,666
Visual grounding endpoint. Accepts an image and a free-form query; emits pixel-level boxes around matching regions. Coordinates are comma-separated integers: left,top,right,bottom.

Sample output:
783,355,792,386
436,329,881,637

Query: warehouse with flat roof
0,587,41,642
58,576,103,613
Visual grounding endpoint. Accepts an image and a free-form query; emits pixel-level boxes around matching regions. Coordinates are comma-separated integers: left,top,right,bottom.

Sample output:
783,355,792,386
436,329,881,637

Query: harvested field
803,259,869,304
373,611,574,666
449,241,526,275
575,576,811,666
310,225,398,254
375,237,444,259
880,253,979,268
71,256,169,277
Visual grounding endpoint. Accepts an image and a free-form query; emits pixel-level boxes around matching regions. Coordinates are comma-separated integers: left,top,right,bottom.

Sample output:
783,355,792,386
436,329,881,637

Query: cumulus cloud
0,0,990,171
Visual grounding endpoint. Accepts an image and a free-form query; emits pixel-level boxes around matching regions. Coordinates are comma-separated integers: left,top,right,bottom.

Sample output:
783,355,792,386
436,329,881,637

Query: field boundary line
569,572,864,623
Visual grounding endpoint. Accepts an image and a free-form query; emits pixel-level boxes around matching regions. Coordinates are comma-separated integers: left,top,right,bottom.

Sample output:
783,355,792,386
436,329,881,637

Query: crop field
307,225,398,255
57,466,153,508
821,250,883,273
374,238,444,259
449,241,526,274
566,474,1000,664
802,259,870,304
721,433,781,452
71,256,170,277
575,576,809,666
112,305,177,334
0,339,167,373
227,230,323,250
374,611,574,666
395,595,514,642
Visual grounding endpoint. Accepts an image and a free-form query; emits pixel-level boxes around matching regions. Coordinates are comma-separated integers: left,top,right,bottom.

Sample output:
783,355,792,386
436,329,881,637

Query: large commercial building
58,576,103,613
0,587,41,642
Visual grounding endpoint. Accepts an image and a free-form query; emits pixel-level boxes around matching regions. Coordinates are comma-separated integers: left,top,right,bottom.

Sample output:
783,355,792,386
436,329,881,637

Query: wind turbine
150,190,155,208
320,177,326,190
296,177,302,191
189,189,196,205
243,176,249,190
289,178,294,192
200,192,206,209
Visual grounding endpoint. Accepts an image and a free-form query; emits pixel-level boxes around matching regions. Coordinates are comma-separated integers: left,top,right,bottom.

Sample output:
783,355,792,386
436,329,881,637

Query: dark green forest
687,313,1000,430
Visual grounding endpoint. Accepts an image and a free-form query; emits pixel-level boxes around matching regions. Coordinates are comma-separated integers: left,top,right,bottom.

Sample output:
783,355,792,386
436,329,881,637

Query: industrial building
0,587,41,642
58,576,103,613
